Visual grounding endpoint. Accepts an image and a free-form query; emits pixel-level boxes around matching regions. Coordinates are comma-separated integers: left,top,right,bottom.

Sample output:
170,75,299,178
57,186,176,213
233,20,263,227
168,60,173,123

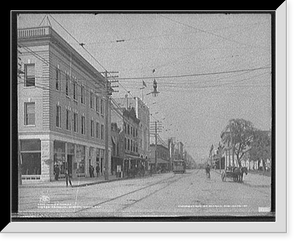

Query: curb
19,174,157,188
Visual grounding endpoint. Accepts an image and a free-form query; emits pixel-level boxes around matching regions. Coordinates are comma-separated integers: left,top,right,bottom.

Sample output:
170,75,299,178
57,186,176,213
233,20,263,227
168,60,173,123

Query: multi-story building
149,143,170,172
111,106,141,177
113,96,150,160
17,26,111,182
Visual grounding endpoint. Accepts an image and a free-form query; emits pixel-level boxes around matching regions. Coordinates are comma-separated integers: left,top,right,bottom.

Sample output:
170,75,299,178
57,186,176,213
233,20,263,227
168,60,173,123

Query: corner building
17,26,111,182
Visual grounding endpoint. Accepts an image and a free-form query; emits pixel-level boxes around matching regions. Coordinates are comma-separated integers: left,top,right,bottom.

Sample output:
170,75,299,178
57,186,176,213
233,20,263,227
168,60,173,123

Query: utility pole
154,120,158,173
103,70,118,180
18,45,23,185
104,71,109,180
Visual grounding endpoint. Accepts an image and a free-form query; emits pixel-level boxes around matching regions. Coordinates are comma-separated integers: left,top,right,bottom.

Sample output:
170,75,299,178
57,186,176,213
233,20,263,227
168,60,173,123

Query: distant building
149,144,170,172
110,122,123,176
111,105,144,177
17,26,111,182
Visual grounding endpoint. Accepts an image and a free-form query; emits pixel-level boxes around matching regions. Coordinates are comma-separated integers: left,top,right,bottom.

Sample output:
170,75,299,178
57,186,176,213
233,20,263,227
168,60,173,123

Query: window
73,80,77,101
96,96,99,113
55,67,61,90
124,137,127,150
100,124,104,140
81,115,85,134
124,123,127,134
66,74,70,97
66,109,71,130
90,120,94,137
24,64,35,87
100,98,104,115
96,122,100,138
73,113,78,132
90,91,94,109
128,139,130,151
101,124,104,140
24,102,35,125
56,105,61,127
80,85,85,104
20,139,41,175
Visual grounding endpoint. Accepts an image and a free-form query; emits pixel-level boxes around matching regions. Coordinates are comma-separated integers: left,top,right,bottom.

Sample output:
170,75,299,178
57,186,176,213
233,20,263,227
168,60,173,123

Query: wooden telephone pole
154,121,158,173
104,71,119,180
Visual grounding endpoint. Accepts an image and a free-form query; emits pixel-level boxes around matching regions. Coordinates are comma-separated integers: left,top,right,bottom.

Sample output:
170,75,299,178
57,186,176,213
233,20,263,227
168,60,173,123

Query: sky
17,12,272,163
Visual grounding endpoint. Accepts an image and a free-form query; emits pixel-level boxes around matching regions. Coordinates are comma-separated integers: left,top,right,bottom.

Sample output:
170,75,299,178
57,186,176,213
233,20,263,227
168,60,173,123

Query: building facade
113,96,150,161
149,144,170,172
111,106,143,177
17,26,111,182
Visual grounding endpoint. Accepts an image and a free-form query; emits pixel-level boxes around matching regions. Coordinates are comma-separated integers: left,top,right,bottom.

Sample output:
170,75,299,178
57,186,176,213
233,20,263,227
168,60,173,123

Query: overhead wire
48,14,137,100
158,14,270,51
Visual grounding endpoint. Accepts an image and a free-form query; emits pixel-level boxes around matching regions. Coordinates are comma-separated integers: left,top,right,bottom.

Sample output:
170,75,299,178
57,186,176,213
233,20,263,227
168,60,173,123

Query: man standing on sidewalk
96,164,100,177
65,166,72,187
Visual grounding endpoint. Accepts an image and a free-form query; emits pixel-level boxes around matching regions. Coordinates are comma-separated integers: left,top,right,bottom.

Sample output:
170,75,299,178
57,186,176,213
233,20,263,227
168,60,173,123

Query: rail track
75,170,197,214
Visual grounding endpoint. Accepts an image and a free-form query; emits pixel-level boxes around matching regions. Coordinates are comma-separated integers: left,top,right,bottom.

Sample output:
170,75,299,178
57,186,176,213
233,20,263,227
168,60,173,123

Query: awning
149,158,169,164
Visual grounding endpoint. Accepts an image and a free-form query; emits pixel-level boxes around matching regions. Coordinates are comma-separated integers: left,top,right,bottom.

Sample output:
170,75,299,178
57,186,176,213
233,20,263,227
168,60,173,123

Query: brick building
111,104,143,177
149,144,170,172
17,26,111,182
113,96,150,161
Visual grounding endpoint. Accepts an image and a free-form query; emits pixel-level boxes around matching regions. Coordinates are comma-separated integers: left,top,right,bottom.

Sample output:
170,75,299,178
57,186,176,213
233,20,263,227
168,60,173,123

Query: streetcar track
75,171,195,214
118,174,187,211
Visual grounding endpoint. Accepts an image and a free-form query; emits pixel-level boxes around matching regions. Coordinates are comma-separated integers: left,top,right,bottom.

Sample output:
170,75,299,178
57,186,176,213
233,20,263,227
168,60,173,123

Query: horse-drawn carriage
221,166,248,182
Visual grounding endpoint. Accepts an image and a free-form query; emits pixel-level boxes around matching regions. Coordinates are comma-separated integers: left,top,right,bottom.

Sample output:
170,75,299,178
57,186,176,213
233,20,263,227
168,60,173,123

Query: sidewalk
19,174,125,188
211,169,271,187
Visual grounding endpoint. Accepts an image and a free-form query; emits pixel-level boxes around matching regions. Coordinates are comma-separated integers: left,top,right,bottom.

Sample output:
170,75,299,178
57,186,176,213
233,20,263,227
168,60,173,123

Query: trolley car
173,160,186,174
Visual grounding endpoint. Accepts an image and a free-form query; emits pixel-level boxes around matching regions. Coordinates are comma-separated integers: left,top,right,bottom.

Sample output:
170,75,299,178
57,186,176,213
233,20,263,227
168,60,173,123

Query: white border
4,3,287,233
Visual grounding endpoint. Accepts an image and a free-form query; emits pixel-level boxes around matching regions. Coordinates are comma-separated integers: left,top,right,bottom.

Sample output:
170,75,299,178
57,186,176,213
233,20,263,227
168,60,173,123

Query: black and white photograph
6,5,288,233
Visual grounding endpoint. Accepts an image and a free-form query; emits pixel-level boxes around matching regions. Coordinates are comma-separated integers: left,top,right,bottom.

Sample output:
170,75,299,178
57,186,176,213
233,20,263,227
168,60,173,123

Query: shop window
20,139,41,175
76,145,85,174
54,140,66,176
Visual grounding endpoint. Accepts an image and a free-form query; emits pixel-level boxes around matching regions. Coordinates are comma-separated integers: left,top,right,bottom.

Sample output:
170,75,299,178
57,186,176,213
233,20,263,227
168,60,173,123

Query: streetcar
173,160,186,174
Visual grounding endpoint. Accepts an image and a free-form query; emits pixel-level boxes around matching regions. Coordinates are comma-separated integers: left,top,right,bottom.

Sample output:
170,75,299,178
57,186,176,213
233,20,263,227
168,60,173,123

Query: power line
117,65,270,80
158,14,269,50
48,14,137,100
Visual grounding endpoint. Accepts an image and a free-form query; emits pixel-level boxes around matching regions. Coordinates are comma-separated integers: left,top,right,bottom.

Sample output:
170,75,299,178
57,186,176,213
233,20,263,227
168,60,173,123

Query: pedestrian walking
65,167,72,187
205,163,211,179
89,164,93,178
91,165,95,177
96,164,100,177
54,164,59,181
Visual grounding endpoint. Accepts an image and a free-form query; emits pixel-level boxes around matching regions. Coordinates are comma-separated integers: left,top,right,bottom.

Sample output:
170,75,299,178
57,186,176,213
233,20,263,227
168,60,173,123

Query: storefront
20,139,41,180
53,140,87,179
53,140,66,179
76,144,85,177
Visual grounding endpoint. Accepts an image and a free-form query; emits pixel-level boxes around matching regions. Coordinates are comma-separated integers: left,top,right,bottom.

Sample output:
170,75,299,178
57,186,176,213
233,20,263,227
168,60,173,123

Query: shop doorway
67,154,73,176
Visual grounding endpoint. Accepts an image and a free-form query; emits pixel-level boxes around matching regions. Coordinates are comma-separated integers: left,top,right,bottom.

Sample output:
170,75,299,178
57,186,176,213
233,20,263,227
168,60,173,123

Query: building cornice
18,26,105,87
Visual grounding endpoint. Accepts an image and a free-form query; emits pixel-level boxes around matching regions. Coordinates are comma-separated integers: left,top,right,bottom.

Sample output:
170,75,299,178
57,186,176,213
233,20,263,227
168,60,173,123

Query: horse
233,167,248,182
